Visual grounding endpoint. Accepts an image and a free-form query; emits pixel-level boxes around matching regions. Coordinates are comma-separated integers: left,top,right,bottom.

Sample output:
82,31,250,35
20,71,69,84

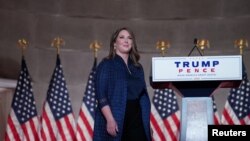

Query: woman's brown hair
106,27,141,67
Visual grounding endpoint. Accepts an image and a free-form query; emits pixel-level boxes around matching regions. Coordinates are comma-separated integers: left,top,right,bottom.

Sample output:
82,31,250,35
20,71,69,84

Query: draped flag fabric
150,88,180,141
212,96,221,125
221,69,250,125
40,55,76,141
76,58,97,141
5,57,39,141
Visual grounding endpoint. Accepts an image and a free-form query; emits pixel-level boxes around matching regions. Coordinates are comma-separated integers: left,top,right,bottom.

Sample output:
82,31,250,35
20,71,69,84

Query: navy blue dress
121,74,147,141
93,55,151,141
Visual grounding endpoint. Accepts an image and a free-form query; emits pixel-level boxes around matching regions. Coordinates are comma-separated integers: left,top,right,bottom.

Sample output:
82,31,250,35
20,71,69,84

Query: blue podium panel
180,97,214,141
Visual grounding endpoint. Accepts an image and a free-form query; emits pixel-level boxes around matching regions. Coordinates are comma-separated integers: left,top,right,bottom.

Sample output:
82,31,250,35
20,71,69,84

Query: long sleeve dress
93,54,151,141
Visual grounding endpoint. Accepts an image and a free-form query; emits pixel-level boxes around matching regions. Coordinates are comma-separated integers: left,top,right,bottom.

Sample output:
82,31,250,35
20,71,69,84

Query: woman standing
93,27,151,141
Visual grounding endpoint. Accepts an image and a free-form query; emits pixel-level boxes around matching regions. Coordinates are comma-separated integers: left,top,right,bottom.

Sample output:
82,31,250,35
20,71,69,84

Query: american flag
150,88,180,141
76,58,97,141
40,55,76,141
5,57,39,141
221,69,250,125
212,96,221,125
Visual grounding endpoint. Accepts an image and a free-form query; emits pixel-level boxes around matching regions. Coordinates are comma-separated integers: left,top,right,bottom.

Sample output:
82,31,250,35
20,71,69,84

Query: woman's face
114,29,133,55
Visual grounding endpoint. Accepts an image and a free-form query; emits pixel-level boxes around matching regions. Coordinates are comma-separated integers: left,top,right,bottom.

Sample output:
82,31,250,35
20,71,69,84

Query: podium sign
151,55,243,141
152,55,242,82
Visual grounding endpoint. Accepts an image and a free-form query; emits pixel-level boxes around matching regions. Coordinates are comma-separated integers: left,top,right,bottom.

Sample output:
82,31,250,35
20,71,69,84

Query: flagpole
17,38,28,57
51,37,65,54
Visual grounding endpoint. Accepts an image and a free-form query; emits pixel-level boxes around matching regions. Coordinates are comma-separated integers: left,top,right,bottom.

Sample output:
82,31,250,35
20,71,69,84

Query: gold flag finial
234,39,248,55
156,40,170,57
51,37,65,54
90,40,102,58
197,39,210,55
17,38,29,56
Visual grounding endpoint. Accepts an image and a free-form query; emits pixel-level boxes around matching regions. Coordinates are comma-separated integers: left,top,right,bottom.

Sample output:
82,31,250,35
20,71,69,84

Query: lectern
150,55,242,141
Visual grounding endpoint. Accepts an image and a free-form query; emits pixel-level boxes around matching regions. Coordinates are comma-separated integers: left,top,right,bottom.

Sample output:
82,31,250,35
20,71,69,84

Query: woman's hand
106,118,119,137
100,105,119,137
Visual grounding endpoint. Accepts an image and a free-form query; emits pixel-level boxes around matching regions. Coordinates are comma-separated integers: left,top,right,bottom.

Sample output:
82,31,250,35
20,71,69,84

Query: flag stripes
150,89,180,141
4,57,39,141
76,104,94,141
76,58,97,141
39,55,76,141
221,66,250,125
212,96,221,125
151,106,180,141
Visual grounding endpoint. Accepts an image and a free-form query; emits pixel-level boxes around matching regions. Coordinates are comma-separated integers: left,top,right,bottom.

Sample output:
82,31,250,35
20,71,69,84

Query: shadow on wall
0,57,20,80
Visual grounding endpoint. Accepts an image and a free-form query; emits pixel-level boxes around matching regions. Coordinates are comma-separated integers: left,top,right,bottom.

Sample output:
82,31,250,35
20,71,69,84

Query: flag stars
232,94,236,98
227,72,250,120
231,99,235,103
153,89,179,118
82,68,98,117
168,109,171,113
11,59,38,124
244,109,247,113
239,113,243,118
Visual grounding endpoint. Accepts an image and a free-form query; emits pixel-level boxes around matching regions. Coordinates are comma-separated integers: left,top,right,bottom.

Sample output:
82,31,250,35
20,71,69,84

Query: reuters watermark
208,125,249,140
